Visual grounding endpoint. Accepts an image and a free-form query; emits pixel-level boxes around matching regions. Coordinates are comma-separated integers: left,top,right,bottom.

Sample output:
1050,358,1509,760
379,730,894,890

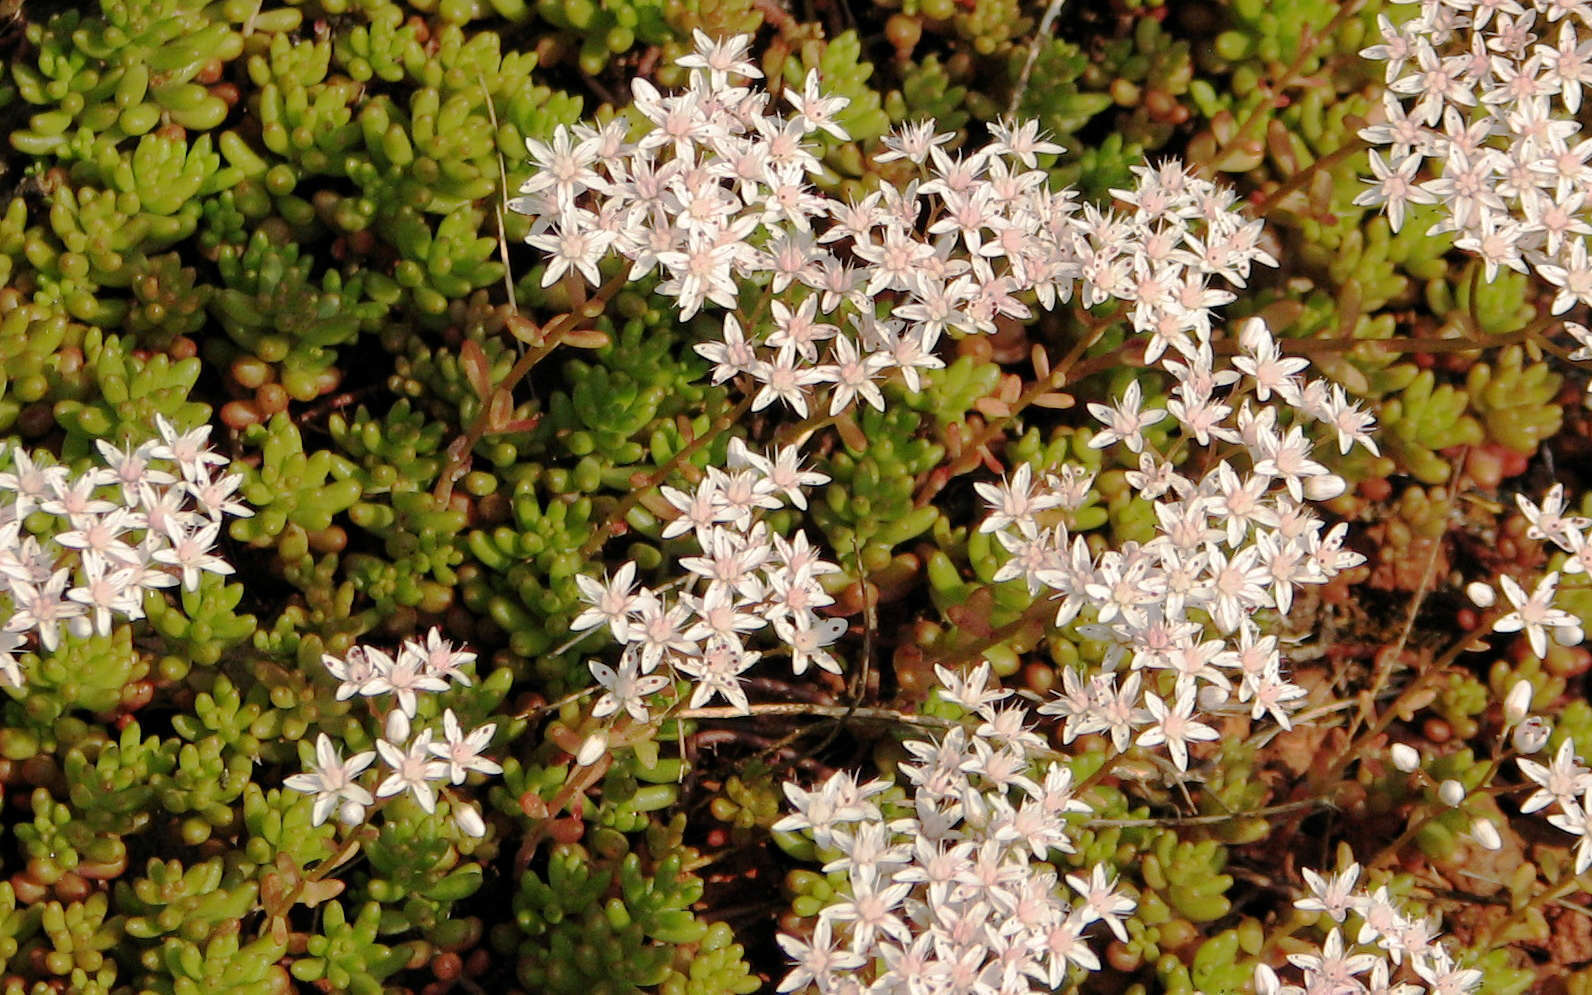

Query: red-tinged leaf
1266,118,1297,176
487,389,512,430
974,397,1012,418
1031,392,1074,410
488,415,541,435
298,878,345,909
1030,344,1051,380
507,314,544,347
459,340,492,401
562,328,610,349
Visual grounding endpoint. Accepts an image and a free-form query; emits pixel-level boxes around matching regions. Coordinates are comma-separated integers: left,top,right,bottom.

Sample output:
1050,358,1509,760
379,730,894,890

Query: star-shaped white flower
284,734,376,827
1494,572,1580,658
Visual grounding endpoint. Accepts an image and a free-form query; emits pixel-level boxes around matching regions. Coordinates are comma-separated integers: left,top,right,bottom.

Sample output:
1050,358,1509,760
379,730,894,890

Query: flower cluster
576,437,845,721
1479,484,1590,651
286,627,499,837
759,98,1383,995
773,663,1119,993
1458,489,1592,870
1356,0,1592,311
1517,733,1592,872
998,315,1374,772
1260,860,1481,994
513,32,1280,430
0,416,251,687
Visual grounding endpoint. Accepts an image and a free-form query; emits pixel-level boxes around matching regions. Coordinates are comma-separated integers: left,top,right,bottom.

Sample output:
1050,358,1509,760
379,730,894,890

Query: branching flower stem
1194,0,1364,180
914,310,1111,508
435,269,629,502
1251,136,1372,216
578,390,757,559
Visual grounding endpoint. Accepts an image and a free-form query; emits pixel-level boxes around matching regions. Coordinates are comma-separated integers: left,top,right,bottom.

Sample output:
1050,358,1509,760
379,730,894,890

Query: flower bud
1390,743,1421,772
576,732,608,767
1513,716,1551,754
1504,679,1533,725
385,708,411,745
338,798,367,826
1304,474,1347,501
1554,624,1585,647
1238,317,1271,353
1470,818,1502,851
1466,582,1496,608
1438,779,1465,807
454,802,487,838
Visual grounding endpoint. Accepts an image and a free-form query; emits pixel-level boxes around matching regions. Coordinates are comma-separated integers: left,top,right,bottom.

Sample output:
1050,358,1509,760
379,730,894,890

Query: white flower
284,734,376,827
773,615,846,676
368,644,452,716
323,647,383,701
1086,380,1166,454
784,68,850,141
675,29,762,83
973,463,1061,535
407,627,477,687
375,728,448,813
590,647,671,722
1294,863,1361,923
150,415,229,480
151,518,233,590
1493,572,1579,657
572,562,647,642
1136,685,1219,771
1516,485,1588,546
67,550,141,637
428,708,504,784
776,916,865,992
1518,737,1592,814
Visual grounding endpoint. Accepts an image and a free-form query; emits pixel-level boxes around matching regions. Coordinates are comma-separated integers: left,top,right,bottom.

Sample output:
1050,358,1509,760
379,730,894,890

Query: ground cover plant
3,0,1592,992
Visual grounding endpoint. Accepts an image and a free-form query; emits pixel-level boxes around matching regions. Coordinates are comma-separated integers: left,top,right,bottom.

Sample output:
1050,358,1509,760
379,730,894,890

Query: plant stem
434,270,629,502
1251,136,1370,216
1194,0,1364,180
578,391,756,559
677,701,960,730
913,311,1110,508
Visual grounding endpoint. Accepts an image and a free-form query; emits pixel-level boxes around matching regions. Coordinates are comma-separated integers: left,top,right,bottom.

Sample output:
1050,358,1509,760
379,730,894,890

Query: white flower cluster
286,627,499,838
771,306,1382,987
0,416,251,687
1355,0,1592,308
523,32,1301,728
511,32,1281,428
506,31,1399,990
994,313,1375,771
772,663,1121,994
575,437,844,720
1466,491,1592,872
1482,484,1591,654
1261,861,1481,994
